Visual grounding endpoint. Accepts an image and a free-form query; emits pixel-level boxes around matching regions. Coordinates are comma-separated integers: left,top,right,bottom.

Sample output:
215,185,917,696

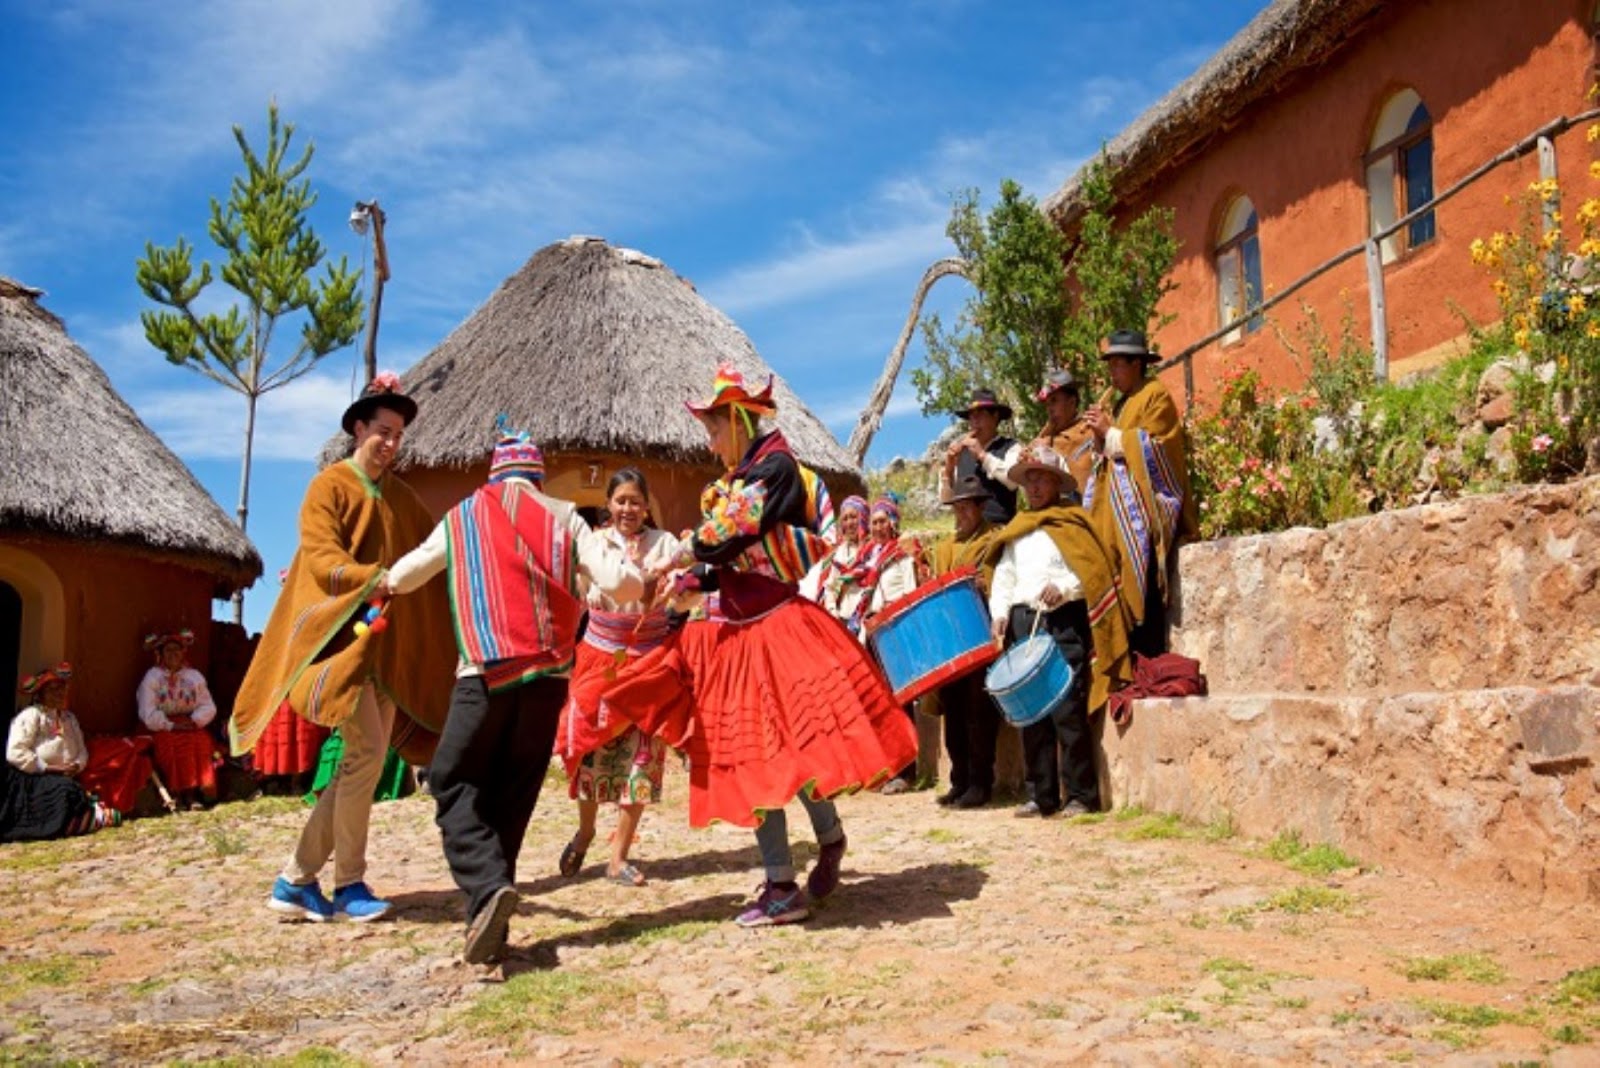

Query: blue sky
1,0,1266,630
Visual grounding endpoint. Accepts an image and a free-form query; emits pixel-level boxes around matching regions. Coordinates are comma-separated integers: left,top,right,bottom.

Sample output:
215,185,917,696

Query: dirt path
2,778,1597,1066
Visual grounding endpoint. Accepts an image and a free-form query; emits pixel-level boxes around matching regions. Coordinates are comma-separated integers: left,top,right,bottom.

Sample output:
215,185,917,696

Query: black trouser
1006,601,1098,814
939,670,1000,794
431,675,564,921
1128,553,1168,659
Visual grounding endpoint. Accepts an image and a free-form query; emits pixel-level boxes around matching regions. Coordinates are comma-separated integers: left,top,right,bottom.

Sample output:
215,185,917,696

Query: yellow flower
1513,327,1532,350
1491,278,1510,299
1469,237,1486,264
1579,199,1600,225
1591,160,1600,181
1582,238,1600,257
1590,123,1600,143
1569,293,1588,316
1588,320,1600,339
1542,229,1561,250
1530,178,1560,201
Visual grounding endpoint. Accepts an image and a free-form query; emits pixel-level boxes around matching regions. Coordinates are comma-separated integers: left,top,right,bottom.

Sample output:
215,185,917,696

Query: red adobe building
1043,0,1598,406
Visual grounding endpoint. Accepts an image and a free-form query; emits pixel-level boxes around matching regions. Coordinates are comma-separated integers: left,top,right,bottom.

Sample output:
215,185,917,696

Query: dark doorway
0,581,20,719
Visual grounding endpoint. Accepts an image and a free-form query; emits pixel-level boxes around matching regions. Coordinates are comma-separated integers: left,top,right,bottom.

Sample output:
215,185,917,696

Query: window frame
1364,98,1436,261
1214,196,1264,344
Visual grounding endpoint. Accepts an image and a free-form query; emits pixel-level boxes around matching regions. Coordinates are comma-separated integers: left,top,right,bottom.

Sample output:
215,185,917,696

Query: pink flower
1531,434,1554,453
371,370,402,393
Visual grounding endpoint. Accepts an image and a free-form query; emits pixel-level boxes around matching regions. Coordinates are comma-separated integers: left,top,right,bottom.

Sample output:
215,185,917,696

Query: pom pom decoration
352,595,390,638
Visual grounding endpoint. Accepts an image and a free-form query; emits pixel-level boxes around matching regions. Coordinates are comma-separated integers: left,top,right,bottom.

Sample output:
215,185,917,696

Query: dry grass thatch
322,237,863,486
1042,0,1389,227
0,278,263,596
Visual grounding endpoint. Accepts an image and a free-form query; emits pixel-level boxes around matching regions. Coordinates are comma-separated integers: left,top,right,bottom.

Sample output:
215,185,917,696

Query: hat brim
1006,458,1070,486
1101,346,1157,362
685,391,778,419
955,401,1014,421
342,393,419,435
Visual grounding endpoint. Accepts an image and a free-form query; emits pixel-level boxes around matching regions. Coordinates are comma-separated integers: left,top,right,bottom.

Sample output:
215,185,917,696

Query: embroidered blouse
136,666,218,732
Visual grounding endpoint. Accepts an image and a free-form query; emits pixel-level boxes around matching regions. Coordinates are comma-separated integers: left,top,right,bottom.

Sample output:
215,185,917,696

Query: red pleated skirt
78,735,155,814
252,704,329,776
150,730,218,794
555,640,637,782
601,596,916,828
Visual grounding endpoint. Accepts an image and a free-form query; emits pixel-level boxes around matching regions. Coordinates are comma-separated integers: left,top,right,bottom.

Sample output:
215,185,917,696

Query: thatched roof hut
0,279,261,594
325,236,866,529
1042,0,1388,227
0,277,262,728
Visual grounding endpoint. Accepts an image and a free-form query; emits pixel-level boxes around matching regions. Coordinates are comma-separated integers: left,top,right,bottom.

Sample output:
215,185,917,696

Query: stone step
1170,475,1600,696
1099,685,1599,904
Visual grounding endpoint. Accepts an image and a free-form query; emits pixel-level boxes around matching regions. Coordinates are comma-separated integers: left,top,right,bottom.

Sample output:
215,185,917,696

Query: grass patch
1550,1022,1588,1043
465,969,621,1038
1117,812,1189,841
0,955,91,1003
1396,952,1505,985
622,919,721,947
1260,885,1356,915
1555,965,1600,1006
1202,812,1237,841
1143,995,1201,1023
923,827,960,844
204,825,250,857
179,1050,364,1068
1262,830,1359,875
1416,998,1515,1028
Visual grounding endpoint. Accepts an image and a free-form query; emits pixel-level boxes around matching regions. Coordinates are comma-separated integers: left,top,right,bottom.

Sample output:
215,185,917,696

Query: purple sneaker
734,881,810,928
806,831,847,901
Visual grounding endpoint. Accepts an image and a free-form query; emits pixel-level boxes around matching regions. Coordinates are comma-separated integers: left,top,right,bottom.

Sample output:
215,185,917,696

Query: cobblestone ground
2,774,1598,1066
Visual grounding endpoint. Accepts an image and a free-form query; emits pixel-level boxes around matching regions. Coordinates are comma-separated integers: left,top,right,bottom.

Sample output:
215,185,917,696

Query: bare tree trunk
846,257,968,466
231,390,258,625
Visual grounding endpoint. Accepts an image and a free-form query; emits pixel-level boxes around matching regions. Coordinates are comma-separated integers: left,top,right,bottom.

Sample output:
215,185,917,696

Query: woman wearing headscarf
5,664,123,838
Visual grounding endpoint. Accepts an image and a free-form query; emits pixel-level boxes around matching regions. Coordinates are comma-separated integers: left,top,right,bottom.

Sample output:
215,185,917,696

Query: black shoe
954,787,991,809
935,786,967,807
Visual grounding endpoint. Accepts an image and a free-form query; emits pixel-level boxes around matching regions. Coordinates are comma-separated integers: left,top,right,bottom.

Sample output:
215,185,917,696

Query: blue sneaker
269,877,334,922
734,881,809,928
332,881,392,922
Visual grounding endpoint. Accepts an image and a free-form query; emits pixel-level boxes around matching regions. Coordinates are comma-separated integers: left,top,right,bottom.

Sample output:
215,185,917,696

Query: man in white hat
984,446,1132,818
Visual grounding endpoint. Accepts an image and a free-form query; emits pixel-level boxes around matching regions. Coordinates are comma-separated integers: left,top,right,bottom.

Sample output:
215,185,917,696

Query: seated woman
136,629,220,811
5,663,122,838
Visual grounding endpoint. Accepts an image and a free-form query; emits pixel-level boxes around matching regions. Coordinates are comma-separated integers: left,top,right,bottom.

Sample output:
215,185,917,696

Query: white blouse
584,526,682,612
136,666,217,732
7,704,88,775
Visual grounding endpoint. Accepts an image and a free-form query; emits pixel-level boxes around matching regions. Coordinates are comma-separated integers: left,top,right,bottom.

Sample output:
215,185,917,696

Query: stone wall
1106,475,1600,903
1170,476,1600,695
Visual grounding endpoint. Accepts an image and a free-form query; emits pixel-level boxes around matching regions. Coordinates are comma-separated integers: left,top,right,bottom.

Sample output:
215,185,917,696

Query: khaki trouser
281,682,395,889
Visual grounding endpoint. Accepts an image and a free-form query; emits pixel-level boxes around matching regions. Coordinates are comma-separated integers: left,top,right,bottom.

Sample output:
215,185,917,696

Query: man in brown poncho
231,374,454,923
986,446,1133,818
921,473,1004,810
1082,330,1197,657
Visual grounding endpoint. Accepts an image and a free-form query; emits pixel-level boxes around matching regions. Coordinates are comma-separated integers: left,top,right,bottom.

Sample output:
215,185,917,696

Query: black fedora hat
1101,329,1157,363
341,371,418,435
940,471,992,506
955,388,1014,421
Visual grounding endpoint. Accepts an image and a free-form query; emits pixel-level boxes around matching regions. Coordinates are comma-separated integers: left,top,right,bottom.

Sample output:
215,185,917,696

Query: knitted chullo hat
839,495,869,519
869,496,901,531
488,415,545,485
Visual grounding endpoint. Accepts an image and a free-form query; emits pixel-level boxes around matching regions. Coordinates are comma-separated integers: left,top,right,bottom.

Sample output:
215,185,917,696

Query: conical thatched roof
0,278,262,597
330,237,863,486
1043,0,1389,226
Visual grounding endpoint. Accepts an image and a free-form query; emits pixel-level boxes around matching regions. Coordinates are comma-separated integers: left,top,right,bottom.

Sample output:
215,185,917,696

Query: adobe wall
1137,0,1595,408
2,534,218,734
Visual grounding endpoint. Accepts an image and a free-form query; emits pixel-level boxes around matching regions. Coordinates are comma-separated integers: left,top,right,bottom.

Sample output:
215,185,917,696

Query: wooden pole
361,202,390,386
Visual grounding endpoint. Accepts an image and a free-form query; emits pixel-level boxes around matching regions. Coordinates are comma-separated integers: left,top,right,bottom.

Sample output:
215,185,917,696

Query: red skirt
601,596,916,828
150,730,218,795
253,704,329,777
78,735,155,814
555,641,638,783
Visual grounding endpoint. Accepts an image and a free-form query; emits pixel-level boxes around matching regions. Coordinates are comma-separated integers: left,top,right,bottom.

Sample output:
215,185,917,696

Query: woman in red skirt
603,363,916,927
136,629,220,810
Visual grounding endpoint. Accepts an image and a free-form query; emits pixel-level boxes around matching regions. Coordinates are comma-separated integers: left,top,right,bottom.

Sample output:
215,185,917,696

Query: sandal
559,834,591,878
605,863,647,887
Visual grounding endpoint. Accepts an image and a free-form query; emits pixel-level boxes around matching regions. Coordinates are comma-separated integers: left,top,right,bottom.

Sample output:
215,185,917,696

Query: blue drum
865,567,999,706
985,632,1075,727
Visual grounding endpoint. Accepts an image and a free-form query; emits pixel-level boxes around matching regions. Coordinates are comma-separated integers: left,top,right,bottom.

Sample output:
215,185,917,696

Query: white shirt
386,480,645,676
136,666,217,732
800,539,867,621
7,704,88,775
584,526,682,611
938,439,1023,500
988,529,1084,623
866,552,919,618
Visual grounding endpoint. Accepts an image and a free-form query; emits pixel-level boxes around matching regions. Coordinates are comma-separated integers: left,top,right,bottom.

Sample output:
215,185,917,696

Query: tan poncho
983,504,1134,713
1085,377,1197,624
230,460,455,764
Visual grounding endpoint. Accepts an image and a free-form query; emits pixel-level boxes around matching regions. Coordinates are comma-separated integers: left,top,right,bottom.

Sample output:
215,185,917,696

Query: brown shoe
463,886,519,965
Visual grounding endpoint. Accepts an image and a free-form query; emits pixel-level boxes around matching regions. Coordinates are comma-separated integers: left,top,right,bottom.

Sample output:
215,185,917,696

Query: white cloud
129,369,355,462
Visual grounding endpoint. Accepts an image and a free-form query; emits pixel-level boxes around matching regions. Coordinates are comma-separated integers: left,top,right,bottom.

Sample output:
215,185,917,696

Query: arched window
1215,194,1263,343
1365,89,1436,263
